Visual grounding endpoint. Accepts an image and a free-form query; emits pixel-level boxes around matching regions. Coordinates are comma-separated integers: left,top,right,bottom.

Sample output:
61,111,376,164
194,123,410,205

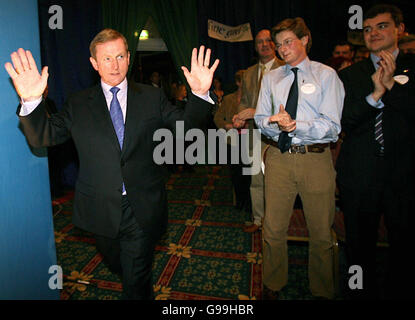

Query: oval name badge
301,83,316,94
393,75,409,85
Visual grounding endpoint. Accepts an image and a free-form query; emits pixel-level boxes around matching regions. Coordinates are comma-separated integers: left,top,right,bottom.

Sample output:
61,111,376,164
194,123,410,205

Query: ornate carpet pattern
52,165,317,300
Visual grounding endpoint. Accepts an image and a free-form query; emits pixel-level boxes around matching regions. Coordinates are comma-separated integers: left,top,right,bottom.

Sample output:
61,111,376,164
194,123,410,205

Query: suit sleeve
17,99,72,148
238,70,251,113
338,68,379,135
213,95,231,129
159,89,212,133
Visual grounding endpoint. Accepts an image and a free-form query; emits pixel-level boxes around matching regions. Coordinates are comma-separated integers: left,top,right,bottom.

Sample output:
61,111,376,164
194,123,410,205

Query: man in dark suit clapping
337,4,415,299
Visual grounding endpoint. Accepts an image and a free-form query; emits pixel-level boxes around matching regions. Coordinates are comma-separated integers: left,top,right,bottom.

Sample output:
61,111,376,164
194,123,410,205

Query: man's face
151,72,160,85
90,38,130,87
275,30,308,66
255,30,276,61
333,45,353,59
400,40,415,54
354,50,370,62
363,13,403,54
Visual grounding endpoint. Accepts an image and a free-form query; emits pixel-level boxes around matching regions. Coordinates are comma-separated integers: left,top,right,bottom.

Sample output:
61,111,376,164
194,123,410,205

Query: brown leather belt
267,139,329,154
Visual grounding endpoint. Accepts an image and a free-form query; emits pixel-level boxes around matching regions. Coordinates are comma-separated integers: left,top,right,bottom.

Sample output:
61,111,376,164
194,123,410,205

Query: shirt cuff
265,116,280,131
192,91,215,104
19,97,43,116
366,94,384,109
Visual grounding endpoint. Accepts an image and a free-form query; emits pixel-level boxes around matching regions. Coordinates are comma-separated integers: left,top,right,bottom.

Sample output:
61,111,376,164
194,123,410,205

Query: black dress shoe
263,286,280,300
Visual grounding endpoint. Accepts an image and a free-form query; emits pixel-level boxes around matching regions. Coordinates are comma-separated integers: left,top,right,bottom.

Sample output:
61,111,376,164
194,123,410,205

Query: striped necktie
375,111,384,149
374,60,384,152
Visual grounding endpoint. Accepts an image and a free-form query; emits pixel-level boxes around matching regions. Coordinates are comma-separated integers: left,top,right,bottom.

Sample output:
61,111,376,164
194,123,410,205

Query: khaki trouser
263,145,336,298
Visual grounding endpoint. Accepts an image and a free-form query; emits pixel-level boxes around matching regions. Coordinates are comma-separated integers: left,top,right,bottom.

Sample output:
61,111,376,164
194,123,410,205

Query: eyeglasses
275,38,296,49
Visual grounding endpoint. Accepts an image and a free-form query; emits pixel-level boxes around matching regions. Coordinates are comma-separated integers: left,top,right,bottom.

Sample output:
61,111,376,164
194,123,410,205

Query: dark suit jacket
336,53,415,191
18,82,212,239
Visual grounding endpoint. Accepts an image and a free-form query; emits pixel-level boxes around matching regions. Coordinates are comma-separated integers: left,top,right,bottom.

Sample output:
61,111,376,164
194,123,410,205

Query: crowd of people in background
90,3,414,300
6,0,414,301
141,3,414,300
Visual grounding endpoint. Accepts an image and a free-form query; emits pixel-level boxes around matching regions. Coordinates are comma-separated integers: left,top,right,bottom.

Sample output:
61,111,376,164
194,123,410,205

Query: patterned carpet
52,165,326,300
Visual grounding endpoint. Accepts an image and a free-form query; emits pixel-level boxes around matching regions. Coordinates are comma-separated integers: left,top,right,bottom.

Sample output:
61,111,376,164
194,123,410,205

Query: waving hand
4,48,48,101
181,46,219,96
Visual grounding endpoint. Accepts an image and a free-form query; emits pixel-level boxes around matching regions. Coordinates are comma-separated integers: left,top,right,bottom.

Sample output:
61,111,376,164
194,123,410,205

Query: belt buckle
289,145,306,154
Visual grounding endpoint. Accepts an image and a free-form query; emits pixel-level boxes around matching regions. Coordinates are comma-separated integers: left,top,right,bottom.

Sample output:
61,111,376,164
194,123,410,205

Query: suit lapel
251,64,260,107
271,58,284,70
122,83,142,156
87,84,121,153
395,52,409,75
252,64,260,96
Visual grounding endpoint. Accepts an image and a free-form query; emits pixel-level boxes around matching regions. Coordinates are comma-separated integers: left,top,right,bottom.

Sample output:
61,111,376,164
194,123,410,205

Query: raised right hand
4,48,48,101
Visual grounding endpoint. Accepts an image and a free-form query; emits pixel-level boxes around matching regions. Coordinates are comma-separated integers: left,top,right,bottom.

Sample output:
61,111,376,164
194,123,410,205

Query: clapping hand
232,114,246,129
371,66,386,102
4,48,48,101
269,104,296,132
181,46,220,97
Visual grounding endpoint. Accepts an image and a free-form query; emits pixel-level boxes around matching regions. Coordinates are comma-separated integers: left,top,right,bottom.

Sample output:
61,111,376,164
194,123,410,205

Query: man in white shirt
233,29,284,233
255,18,344,300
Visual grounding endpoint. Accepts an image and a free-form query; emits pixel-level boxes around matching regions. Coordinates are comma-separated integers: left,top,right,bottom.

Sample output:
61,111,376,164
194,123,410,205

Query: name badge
393,75,409,85
301,83,316,94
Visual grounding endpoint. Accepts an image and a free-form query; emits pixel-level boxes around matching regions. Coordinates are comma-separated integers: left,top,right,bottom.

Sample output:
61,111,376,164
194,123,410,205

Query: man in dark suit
336,4,415,299
4,29,219,299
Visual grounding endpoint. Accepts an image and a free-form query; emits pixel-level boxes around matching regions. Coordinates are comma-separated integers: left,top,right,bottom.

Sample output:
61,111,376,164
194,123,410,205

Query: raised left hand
269,104,296,132
181,46,220,96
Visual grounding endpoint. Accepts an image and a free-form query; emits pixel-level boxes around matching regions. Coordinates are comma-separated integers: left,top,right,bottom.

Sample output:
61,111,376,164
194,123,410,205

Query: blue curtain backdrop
37,0,102,187
0,0,59,299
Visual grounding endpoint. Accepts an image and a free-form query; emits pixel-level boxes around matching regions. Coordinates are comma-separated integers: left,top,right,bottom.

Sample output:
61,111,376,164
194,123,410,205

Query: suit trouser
95,196,156,300
339,156,415,299
228,141,251,207
263,146,336,298
249,140,267,226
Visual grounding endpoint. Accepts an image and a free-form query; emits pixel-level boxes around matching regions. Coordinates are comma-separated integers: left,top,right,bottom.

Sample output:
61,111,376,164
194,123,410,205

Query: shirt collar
101,77,128,94
259,57,276,71
370,48,399,69
284,56,310,74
